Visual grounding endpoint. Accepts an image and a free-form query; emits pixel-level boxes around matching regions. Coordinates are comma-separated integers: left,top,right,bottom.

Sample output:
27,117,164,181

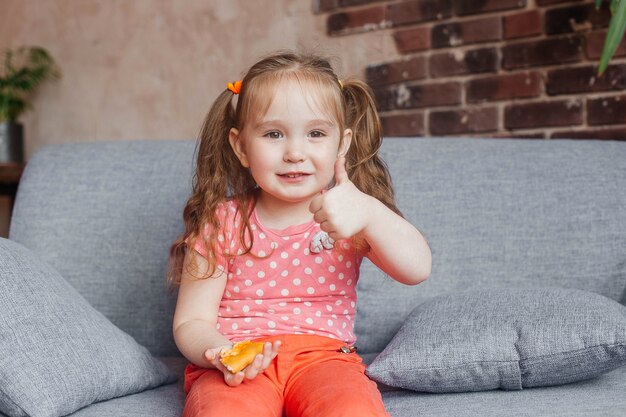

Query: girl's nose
283,139,305,162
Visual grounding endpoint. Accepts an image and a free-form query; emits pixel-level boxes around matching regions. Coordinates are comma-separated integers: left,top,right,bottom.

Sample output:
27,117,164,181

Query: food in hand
219,341,265,373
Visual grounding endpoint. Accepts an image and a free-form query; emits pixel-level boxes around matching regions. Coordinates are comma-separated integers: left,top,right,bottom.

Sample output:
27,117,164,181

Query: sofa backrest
10,138,626,356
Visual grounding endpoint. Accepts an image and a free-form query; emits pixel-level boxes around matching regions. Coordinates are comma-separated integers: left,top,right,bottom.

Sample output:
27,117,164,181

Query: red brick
467,72,542,103
504,10,542,39
366,57,427,87
586,30,626,59
493,132,546,139
551,128,626,140
454,0,526,16
388,0,452,27
327,5,387,36
546,64,626,95
505,99,583,129
545,4,611,36
429,107,499,135
432,16,501,48
587,94,626,125
502,36,583,69
373,82,461,111
394,26,432,54
380,113,425,136
429,47,497,77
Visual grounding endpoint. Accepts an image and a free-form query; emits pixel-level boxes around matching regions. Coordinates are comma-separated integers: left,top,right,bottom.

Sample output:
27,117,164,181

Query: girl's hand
204,341,281,387
309,156,374,240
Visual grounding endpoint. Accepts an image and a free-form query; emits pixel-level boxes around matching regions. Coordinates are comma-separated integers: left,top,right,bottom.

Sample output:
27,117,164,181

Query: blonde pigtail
341,79,403,218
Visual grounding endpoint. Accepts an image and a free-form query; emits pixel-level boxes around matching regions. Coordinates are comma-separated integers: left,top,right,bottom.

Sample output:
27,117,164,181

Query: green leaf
598,0,626,75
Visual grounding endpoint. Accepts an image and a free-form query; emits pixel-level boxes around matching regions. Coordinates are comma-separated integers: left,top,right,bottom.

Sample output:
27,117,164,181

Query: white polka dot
269,280,277,287
232,323,238,330
338,273,344,280
303,248,310,255
318,276,326,284
329,284,336,291
279,302,287,307
306,318,314,324
292,242,300,249
258,250,266,257
225,290,232,297
294,297,302,302
326,305,333,311
244,317,252,323
256,289,264,297
281,252,289,259
246,260,253,267
255,300,263,305
271,242,278,249
346,261,352,268
268,321,276,328
328,320,334,326
347,279,353,285
242,305,250,313
282,316,289,321
292,258,300,266
335,300,342,305
218,234,224,242
236,268,242,275
281,270,289,277
293,307,301,314
338,255,344,261
270,261,277,269
281,289,290,296
258,271,265,278
328,265,336,272
307,287,315,294
304,267,312,275
245,279,252,286
342,322,347,329
304,302,312,307
259,232,266,239
315,311,322,317
293,278,301,285
234,286,240,293
251,224,257,230
315,256,323,264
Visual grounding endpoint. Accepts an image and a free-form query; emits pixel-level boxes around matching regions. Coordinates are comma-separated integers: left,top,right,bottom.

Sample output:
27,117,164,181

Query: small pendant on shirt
310,231,335,253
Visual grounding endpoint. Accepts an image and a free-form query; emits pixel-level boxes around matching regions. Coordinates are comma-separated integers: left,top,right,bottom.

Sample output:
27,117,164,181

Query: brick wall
316,0,626,140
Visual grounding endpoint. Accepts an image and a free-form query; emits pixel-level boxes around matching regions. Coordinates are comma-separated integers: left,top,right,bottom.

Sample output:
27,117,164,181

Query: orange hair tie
227,80,242,95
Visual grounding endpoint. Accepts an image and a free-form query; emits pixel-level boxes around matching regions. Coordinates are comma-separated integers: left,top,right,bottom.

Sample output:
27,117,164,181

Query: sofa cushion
0,238,176,417
381,364,626,417
356,138,626,354
366,288,626,393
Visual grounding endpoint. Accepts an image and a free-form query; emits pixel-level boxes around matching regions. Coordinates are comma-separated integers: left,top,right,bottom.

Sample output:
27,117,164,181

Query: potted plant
597,0,626,75
0,46,60,163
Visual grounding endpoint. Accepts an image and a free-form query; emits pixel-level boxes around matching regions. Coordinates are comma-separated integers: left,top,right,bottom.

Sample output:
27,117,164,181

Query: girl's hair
167,50,401,286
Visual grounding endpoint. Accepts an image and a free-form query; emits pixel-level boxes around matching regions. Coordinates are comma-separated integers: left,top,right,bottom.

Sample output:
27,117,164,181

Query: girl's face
229,78,351,209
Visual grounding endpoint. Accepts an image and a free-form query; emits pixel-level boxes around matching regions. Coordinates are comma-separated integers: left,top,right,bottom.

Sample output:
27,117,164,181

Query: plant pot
0,122,24,163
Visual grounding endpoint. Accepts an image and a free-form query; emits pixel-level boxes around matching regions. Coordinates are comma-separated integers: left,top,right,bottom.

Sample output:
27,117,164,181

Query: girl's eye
309,130,325,138
265,131,283,139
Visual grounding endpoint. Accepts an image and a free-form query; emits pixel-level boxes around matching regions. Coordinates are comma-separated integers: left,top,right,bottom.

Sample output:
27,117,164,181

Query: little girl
169,51,432,417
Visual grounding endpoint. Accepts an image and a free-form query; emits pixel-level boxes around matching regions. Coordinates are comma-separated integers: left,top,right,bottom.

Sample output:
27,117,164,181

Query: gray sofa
2,137,626,416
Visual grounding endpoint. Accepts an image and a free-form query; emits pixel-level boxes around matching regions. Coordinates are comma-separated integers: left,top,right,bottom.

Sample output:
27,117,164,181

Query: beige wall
0,0,398,160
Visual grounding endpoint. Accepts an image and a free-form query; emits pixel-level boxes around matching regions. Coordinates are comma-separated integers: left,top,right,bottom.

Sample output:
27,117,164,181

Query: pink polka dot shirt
193,200,363,344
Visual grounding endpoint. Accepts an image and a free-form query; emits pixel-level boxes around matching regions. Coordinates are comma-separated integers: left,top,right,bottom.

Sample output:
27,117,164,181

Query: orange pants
183,334,389,417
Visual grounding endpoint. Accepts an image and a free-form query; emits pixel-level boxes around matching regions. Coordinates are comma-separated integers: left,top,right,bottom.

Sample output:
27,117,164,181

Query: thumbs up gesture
308,156,373,241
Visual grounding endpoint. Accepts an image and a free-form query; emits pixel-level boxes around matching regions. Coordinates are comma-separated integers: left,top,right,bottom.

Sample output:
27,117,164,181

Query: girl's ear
338,128,352,157
229,128,249,168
